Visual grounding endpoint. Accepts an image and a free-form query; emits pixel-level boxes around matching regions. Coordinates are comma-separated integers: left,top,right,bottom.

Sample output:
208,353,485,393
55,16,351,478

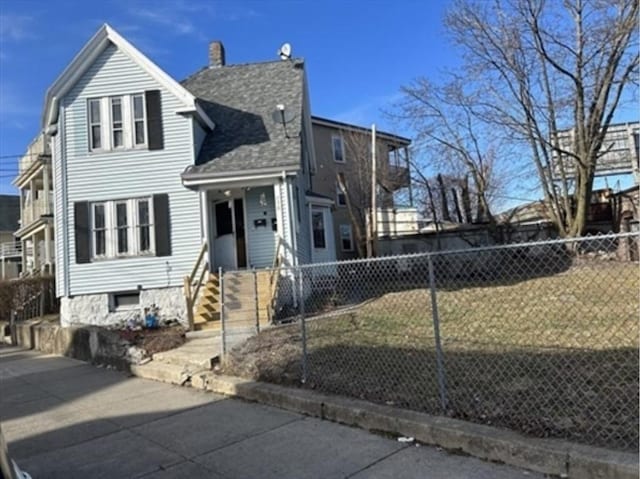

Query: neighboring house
12,133,55,276
41,24,331,327
0,195,21,280
310,116,412,260
553,122,640,182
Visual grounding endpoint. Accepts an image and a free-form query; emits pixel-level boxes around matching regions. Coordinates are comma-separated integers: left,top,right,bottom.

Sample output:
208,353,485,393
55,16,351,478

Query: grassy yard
224,262,639,451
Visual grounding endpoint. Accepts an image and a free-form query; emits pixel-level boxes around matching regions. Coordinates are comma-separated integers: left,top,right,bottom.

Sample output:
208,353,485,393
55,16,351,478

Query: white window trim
339,224,354,252
90,197,155,260
131,93,148,149
332,135,345,163
87,93,148,153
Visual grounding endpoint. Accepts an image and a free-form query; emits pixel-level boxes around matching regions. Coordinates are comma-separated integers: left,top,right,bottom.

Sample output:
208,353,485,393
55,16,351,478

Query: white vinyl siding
59,43,201,295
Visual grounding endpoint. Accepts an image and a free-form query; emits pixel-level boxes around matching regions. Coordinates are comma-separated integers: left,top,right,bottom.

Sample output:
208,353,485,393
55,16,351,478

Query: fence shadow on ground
225,336,639,452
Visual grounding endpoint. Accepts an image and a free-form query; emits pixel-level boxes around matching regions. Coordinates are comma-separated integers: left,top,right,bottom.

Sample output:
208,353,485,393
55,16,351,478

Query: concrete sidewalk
0,345,541,479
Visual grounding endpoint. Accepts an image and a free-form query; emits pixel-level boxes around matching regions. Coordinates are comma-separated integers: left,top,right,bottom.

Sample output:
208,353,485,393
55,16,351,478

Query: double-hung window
92,203,107,257
110,97,124,148
332,135,345,163
89,198,154,259
132,94,146,147
137,198,152,253
312,210,326,249
336,173,347,207
115,202,129,254
88,99,102,150
87,92,155,151
339,224,354,251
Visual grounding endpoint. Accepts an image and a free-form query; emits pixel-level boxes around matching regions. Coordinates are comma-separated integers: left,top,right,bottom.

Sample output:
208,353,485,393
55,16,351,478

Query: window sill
88,146,148,155
90,253,156,262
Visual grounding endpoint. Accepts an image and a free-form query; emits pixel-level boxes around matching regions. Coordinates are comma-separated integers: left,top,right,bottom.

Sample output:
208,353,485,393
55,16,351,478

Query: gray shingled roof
181,60,304,177
0,195,20,232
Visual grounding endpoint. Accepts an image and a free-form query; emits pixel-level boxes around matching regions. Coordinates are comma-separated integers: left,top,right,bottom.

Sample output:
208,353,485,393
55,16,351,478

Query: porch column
21,239,27,276
32,233,41,272
44,225,52,273
43,164,50,214
29,178,35,222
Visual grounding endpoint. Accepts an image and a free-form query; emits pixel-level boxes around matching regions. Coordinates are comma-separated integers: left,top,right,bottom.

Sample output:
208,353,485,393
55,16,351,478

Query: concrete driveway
0,345,542,478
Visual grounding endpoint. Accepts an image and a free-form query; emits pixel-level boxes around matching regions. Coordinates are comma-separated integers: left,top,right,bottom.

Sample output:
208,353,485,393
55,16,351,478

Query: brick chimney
209,41,225,67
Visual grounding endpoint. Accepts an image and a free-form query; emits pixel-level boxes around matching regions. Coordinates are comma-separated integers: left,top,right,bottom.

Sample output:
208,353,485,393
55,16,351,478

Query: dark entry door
234,198,247,268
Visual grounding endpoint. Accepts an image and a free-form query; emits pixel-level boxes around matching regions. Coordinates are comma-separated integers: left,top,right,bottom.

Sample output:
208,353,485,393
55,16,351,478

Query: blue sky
0,0,453,195
0,0,636,204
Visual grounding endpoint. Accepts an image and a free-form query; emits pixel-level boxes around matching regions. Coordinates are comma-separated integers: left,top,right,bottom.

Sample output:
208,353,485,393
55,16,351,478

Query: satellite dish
278,42,292,61
271,105,296,125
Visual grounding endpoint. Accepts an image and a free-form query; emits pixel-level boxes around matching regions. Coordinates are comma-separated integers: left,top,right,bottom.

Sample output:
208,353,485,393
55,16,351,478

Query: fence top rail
219,231,639,274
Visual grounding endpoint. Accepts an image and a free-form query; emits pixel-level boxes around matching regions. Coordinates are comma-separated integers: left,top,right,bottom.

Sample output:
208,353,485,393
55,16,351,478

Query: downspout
284,171,299,266
58,106,70,298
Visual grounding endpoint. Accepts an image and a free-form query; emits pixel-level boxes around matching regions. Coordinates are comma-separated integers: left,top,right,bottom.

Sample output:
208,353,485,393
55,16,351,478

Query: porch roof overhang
181,165,299,190
15,216,52,240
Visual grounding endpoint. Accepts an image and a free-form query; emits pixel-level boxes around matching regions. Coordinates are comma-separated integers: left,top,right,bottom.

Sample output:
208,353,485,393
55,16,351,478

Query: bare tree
393,78,509,228
445,0,638,236
335,129,399,257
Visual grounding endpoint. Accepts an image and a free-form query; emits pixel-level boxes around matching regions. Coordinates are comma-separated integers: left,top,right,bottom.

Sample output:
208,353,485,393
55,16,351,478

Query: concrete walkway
0,345,542,479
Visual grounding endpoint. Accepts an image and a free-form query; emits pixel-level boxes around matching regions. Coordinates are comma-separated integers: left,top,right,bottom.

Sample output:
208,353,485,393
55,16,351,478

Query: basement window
110,291,140,311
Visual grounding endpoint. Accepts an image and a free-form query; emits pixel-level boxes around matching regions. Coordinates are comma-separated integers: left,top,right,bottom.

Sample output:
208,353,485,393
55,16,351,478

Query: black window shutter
145,90,164,151
153,194,171,256
74,202,91,264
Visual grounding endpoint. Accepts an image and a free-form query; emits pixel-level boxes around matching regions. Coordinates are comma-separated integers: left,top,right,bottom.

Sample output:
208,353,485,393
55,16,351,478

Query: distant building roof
311,116,411,146
0,195,20,232
181,59,305,178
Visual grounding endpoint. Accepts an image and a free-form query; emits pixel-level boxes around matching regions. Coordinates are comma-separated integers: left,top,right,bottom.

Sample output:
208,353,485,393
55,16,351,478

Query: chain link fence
223,232,639,451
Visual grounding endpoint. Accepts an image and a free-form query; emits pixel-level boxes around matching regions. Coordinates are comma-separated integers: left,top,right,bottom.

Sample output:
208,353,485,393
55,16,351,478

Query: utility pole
370,124,377,257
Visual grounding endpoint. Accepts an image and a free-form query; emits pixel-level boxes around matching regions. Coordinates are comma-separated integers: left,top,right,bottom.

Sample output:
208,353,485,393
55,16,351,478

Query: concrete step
152,338,220,370
193,320,221,331
186,329,221,340
129,361,192,386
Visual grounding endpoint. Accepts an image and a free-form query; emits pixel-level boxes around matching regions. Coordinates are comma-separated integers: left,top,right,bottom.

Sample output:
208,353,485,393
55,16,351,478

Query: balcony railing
379,164,410,191
18,134,49,174
0,242,22,258
21,199,53,227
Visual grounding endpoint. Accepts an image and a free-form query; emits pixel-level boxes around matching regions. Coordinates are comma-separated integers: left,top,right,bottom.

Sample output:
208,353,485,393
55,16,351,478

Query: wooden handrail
268,237,284,322
184,241,208,331
189,242,208,284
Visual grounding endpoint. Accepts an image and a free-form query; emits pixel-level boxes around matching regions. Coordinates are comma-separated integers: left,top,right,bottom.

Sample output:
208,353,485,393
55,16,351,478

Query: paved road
0,345,543,478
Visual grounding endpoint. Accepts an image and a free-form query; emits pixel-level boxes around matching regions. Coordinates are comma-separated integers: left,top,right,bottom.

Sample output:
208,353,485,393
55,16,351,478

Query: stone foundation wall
60,286,187,327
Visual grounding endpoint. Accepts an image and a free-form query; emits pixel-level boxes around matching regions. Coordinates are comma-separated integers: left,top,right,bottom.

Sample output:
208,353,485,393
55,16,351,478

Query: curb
201,374,638,479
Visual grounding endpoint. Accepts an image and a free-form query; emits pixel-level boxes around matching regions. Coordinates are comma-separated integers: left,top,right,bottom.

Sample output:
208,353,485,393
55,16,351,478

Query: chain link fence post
428,253,449,413
298,267,308,384
219,266,227,357
252,267,260,334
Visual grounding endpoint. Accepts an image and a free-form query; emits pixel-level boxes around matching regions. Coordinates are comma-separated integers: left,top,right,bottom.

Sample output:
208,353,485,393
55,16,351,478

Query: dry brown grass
224,262,639,450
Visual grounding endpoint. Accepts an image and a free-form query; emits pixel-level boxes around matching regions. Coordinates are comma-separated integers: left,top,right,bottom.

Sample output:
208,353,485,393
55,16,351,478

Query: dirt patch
117,325,186,357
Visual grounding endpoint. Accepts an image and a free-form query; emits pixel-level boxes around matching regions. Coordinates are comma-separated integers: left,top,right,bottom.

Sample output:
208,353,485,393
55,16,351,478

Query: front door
212,198,247,270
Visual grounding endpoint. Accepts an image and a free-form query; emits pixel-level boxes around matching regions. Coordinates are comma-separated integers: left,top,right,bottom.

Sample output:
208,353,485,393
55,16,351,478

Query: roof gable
42,24,213,131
